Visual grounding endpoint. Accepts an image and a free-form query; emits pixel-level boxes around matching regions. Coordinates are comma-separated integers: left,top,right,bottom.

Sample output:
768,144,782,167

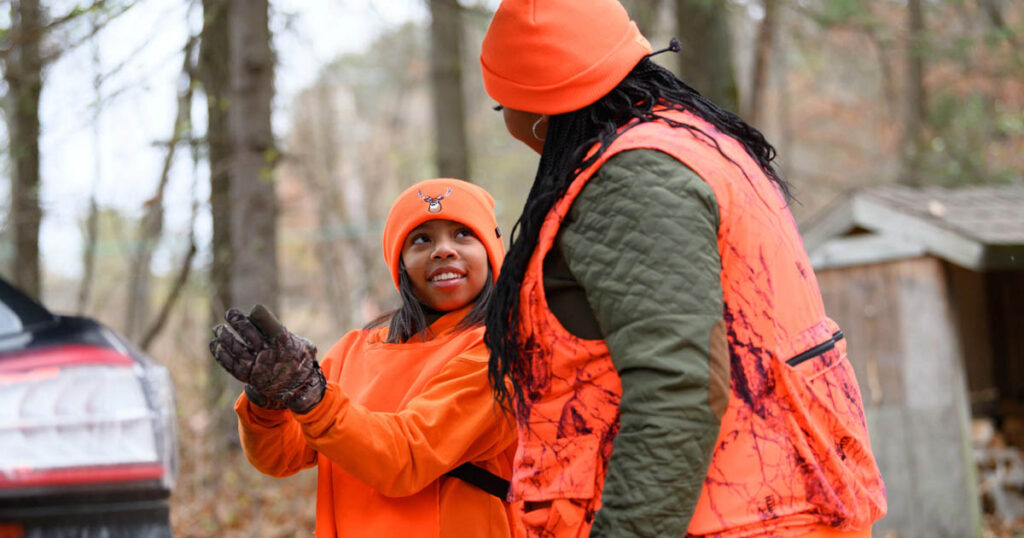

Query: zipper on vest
786,330,844,367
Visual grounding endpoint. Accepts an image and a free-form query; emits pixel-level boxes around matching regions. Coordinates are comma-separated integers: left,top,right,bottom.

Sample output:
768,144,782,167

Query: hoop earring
531,115,547,142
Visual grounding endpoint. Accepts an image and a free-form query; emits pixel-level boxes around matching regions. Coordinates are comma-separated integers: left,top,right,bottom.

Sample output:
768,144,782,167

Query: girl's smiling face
401,219,489,313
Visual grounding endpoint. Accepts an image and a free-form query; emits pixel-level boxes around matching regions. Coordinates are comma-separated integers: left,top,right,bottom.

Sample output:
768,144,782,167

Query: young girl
479,0,886,537
209,178,516,537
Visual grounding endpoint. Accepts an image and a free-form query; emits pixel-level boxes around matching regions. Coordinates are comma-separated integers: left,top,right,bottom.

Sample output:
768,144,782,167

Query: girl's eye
456,228,475,239
411,234,430,245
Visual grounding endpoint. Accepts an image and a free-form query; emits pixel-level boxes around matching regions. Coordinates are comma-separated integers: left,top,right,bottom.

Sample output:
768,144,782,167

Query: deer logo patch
418,187,452,214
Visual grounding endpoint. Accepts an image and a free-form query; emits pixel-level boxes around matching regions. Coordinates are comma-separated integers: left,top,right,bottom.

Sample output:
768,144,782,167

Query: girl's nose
432,240,458,259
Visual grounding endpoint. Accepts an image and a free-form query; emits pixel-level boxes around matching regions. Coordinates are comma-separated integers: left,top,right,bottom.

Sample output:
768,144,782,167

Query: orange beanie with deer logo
382,178,504,290
480,0,652,115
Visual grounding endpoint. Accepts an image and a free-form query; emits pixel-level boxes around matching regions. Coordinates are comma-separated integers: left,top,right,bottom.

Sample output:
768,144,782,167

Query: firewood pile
976,416,1024,536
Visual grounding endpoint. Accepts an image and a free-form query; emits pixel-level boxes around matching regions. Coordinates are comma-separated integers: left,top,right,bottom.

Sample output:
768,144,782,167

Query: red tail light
0,344,176,492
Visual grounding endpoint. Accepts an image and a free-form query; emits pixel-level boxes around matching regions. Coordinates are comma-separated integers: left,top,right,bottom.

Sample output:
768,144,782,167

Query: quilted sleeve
560,149,726,537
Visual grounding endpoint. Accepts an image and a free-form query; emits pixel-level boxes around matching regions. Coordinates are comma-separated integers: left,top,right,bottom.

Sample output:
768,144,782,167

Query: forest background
0,0,1021,535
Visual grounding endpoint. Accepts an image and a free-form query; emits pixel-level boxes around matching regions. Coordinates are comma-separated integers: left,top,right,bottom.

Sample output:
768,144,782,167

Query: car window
0,300,23,337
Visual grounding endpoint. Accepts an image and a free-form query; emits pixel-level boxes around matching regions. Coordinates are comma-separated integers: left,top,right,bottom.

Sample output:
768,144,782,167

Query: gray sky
35,0,430,278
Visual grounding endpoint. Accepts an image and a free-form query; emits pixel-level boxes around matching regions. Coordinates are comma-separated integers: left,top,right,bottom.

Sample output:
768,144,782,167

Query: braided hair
485,58,791,413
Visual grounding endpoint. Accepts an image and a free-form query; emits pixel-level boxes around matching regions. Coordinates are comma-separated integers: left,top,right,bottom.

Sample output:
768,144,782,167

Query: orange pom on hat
480,0,652,115
382,178,505,290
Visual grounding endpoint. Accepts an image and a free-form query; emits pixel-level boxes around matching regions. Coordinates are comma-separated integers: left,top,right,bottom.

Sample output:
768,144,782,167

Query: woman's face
502,107,547,154
401,219,489,313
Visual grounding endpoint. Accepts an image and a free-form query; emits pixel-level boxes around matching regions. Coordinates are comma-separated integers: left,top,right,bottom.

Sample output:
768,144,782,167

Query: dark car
0,278,178,538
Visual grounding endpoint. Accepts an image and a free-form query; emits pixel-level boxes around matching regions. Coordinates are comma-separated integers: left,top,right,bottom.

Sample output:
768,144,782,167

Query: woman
210,178,517,537
478,0,887,536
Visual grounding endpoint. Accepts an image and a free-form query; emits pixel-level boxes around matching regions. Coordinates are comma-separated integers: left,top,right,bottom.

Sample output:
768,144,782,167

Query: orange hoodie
235,306,517,537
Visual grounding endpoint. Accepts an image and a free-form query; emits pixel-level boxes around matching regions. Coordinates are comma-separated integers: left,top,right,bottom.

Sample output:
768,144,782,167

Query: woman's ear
502,107,547,154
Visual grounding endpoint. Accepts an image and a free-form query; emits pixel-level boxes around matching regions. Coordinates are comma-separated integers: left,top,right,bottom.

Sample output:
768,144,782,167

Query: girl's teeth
431,272,461,282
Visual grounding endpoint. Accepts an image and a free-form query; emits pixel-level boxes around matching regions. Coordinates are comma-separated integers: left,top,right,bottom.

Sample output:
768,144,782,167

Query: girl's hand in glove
209,305,326,413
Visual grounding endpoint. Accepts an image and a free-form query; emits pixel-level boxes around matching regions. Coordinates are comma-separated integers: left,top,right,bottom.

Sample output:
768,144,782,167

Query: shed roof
801,184,1024,271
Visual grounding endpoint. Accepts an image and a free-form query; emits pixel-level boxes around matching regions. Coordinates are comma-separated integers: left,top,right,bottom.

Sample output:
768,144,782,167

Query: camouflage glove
210,307,284,409
242,383,287,411
209,305,327,414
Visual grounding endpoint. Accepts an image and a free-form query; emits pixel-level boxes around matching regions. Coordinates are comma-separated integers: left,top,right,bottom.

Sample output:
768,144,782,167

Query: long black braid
485,57,792,413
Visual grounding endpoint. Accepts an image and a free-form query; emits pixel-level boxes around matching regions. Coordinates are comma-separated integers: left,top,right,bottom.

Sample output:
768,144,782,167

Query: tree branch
39,0,141,65
124,34,197,338
76,196,99,313
140,236,197,351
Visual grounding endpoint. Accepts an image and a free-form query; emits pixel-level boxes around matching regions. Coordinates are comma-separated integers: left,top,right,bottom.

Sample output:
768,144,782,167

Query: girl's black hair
366,262,495,343
485,58,791,413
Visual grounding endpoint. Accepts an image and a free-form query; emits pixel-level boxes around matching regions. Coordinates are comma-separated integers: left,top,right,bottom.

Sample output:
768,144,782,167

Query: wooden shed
801,185,1024,537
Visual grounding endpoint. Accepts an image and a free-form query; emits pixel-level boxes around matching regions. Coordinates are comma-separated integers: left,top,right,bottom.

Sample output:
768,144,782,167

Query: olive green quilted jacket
542,148,726,537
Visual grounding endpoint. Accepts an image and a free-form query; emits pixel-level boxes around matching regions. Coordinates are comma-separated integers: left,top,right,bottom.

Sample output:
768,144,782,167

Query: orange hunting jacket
235,306,517,537
510,109,886,537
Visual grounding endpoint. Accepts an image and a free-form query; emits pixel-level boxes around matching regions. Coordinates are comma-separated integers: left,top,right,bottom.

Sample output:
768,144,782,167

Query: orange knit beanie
480,0,652,115
382,178,504,290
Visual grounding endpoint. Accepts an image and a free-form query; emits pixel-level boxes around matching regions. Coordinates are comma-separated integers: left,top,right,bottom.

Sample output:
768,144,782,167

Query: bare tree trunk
867,31,898,120
227,0,278,313
200,0,232,317
773,3,792,179
124,37,196,341
746,0,777,125
124,213,156,339
5,0,44,299
306,83,348,328
200,0,243,453
215,1,278,450
675,0,739,113
429,0,470,179
78,197,99,313
78,13,102,314
900,0,926,186
981,0,1019,54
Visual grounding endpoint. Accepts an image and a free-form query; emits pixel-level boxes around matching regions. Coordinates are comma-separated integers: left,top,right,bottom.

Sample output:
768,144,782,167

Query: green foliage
983,26,1016,48
679,0,716,10
261,147,280,166
61,3,100,22
813,0,873,27
924,91,1018,186
54,0,138,27
998,109,1024,138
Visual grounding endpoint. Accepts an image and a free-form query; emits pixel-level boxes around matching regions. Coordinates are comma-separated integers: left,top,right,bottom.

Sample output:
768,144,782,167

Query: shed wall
986,269,1024,450
817,256,982,537
946,264,996,415
989,270,1024,403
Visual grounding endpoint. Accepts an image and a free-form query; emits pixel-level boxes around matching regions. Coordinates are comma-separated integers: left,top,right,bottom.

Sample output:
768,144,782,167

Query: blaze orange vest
510,110,886,537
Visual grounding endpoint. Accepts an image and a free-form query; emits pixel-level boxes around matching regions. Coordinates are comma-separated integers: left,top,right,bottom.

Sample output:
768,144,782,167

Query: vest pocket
782,319,873,469
779,321,876,522
780,319,866,421
512,434,602,537
511,433,601,502
517,498,594,538
786,330,843,367
784,319,844,380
